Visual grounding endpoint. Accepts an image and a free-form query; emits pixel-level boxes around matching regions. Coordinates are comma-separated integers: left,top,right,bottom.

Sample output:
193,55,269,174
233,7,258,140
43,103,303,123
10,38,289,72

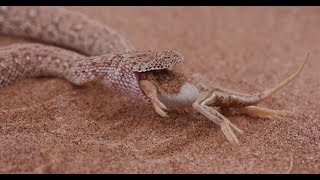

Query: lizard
0,6,309,144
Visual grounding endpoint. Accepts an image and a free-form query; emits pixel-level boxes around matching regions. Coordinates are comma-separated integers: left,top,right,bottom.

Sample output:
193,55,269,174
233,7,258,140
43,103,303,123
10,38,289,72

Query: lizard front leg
139,80,169,117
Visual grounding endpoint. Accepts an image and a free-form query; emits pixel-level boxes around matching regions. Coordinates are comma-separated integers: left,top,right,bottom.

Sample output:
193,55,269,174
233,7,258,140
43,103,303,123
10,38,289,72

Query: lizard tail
232,52,310,106
252,52,309,102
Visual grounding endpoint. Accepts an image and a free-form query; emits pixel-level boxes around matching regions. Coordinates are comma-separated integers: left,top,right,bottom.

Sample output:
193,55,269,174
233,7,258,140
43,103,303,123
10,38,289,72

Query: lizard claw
153,99,168,117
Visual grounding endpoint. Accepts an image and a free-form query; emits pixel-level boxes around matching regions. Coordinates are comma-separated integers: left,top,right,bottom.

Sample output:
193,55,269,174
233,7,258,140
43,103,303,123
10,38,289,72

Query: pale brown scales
0,43,84,88
128,50,183,72
0,6,132,56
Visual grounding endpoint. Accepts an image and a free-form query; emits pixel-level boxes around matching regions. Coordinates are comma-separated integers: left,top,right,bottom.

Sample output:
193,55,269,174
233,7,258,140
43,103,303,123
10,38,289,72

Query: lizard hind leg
192,101,243,145
139,80,169,117
231,106,295,120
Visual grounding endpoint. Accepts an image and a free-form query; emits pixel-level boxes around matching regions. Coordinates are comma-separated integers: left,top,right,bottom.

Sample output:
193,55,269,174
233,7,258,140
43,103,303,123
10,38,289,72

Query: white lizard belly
158,83,199,109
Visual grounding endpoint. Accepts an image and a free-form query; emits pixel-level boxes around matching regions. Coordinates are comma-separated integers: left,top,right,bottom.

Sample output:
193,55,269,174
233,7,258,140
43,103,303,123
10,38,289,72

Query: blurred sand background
0,6,319,173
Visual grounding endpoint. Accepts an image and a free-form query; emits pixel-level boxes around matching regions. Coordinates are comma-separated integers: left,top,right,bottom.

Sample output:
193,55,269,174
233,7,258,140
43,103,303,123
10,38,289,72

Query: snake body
0,6,132,55
0,6,183,101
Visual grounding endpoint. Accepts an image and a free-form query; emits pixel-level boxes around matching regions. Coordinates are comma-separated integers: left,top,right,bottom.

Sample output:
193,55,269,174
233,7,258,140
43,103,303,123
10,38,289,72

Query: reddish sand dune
0,6,319,173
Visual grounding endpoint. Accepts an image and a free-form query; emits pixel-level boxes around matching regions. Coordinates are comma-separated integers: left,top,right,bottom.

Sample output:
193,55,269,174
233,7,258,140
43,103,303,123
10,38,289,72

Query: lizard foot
192,101,243,145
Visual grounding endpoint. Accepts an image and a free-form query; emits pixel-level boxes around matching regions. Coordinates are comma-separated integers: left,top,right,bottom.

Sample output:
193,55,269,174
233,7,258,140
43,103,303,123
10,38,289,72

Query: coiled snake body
0,6,182,101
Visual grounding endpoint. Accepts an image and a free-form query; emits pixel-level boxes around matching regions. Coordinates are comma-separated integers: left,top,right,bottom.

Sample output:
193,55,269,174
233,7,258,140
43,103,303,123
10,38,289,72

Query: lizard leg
205,53,309,108
139,80,168,117
230,106,294,120
192,101,243,145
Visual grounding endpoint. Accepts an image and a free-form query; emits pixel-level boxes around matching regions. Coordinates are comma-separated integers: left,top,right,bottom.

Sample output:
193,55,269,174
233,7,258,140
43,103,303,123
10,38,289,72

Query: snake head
72,50,184,101
131,50,183,72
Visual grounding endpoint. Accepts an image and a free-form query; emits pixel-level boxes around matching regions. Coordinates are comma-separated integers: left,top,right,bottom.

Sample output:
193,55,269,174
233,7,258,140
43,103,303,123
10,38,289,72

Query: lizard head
139,70,202,110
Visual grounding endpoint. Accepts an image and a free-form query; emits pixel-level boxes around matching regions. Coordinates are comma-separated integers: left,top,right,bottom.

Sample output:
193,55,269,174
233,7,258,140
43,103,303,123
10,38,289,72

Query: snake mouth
134,72,140,82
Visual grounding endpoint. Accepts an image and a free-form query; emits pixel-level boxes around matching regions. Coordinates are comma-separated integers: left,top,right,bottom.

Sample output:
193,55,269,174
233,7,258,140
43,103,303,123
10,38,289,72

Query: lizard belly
158,83,199,109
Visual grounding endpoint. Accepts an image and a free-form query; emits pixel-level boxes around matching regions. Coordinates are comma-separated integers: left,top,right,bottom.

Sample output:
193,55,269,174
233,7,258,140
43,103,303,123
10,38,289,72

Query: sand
0,6,319,174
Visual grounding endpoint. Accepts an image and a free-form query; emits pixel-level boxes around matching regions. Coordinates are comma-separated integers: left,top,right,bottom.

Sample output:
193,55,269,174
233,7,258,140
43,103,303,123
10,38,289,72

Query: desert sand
0,6,319,173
